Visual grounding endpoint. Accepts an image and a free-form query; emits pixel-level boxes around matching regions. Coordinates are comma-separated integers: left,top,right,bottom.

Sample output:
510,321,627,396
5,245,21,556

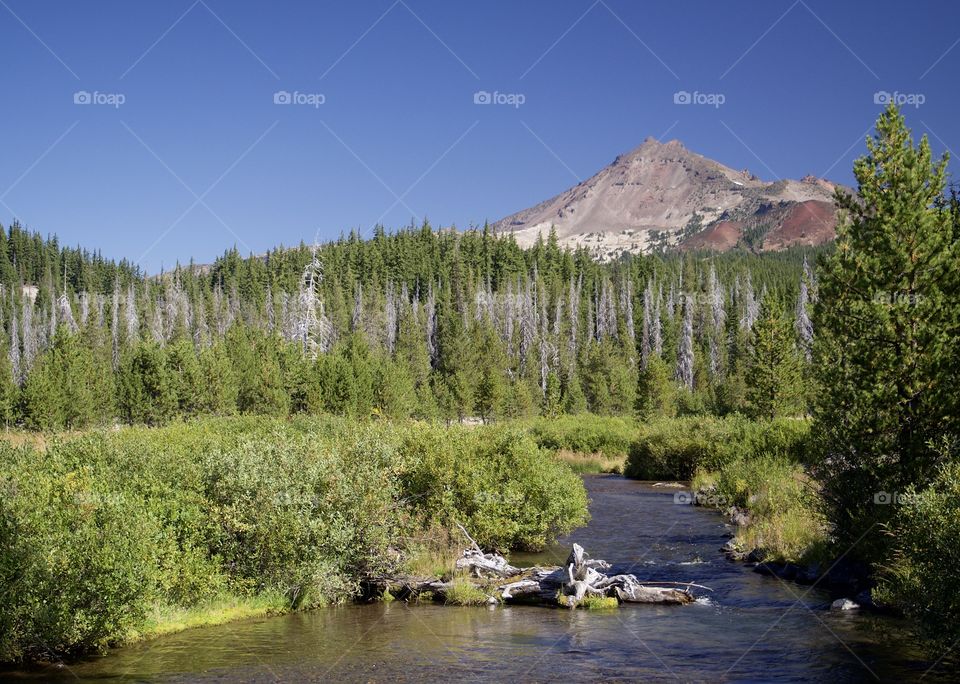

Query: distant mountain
492,137,840,259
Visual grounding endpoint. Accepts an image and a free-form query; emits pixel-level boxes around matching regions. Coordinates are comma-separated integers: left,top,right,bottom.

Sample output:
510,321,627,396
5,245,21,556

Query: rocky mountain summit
493,137,839,259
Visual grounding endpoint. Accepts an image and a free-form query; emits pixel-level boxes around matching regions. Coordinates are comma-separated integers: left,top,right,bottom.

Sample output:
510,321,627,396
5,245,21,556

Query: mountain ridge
492,137,840,259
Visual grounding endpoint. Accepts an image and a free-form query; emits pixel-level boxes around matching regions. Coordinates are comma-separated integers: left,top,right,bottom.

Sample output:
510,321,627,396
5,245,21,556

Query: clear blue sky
2,0,958,272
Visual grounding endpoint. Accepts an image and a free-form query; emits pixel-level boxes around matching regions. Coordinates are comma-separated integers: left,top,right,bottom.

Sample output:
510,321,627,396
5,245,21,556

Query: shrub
878,457,960,650
0,452,160,661
397,424,589,552
705,454,826,563
623,416,809,480
444,578,489,606
522,415,637,457
0,417,589,661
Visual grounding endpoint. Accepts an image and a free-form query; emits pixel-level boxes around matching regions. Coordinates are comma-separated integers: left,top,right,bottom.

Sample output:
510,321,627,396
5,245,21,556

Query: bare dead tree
739,271,759,332
57,292,78,334
9,303,20,385
111,286,120,371
425,281,438,368
641,280,653,368
385,281,397,355
295,246,334,358
125,283,139,342
352,282,363,333
675,293,694,391
79,292,90,327
622,277,635,343
652,283,663,357
21,298,36,378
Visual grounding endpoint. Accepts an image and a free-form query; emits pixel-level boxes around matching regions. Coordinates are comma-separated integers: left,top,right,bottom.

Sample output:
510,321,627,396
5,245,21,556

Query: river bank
4,475,946,682
0,417,588,663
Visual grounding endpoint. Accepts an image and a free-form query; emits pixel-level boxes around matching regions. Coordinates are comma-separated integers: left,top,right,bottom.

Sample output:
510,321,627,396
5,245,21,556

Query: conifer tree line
0,219,821,429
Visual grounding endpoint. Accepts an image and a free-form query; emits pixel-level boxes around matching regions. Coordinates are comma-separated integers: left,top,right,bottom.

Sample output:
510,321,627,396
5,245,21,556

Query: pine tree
197,342,238,415
118,340,177,425
0,352,16,427
744,295,803,420
165,339,203,417
636,356,675,419
474,324,507,422
541,371,563,418
372,356,415,418
813,105,960,559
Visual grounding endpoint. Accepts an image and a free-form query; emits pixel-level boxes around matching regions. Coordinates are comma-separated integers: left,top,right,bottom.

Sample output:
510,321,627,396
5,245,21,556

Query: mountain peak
493,138,839,259
630,136,685,153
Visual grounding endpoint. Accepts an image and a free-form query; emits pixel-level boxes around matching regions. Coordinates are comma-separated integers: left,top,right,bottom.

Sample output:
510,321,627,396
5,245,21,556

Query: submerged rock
831,598,860,611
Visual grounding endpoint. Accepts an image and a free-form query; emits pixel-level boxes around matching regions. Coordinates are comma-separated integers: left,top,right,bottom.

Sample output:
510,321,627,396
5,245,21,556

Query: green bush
0,451,160,660
878,457,960,650
397,424,589,552
0,417,589,661
522,415,637,457
623,416,809,480
702,454,825,563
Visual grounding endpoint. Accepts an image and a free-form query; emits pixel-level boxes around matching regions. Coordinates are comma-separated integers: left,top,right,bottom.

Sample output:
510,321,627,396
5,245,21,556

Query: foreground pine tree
812,105,960,561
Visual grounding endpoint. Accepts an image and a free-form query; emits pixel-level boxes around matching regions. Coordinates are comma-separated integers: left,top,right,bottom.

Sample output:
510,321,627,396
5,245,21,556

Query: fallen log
369,543,699,608
455,549,520,578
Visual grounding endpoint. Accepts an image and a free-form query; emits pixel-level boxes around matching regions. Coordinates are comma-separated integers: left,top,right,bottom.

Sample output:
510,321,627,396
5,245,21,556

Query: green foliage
21,329,101,430
397,424,589,552
636,357,676,419
118,342,177,425
196,343,238,416
522,415,637,457
745,295,804,420
878,449,960,649
582,341,636,414
443,578,489,606
812,105,960,562
696,455,826,563
623,416,810,480
0,417,588,661
576,595,619,610
232,331,290,417
0,451,160,660
0,214,825,430
0,355,17,427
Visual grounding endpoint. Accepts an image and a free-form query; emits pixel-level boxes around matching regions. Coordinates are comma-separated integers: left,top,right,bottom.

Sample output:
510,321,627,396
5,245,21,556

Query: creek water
4,475,949,682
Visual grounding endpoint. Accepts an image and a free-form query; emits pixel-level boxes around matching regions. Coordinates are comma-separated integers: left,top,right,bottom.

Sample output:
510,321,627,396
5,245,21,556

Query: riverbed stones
831,598,860,611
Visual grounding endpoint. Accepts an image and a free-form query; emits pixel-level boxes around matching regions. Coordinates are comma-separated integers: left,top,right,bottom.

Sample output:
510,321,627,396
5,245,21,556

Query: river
4,475,948,682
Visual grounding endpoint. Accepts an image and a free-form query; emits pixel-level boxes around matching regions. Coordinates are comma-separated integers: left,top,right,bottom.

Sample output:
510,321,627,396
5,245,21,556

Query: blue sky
1,0,958,272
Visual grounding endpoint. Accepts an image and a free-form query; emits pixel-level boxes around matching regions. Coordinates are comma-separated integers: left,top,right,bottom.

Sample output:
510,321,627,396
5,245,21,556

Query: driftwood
456,549,520,578
367,543,703,608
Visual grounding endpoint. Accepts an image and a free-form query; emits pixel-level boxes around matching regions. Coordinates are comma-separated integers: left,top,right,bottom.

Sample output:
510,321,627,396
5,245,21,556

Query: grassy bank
519,415,636,473
0,417,589,662
622,416,825,564
128,593,288,642
692,456,827,564
623,416,809,481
